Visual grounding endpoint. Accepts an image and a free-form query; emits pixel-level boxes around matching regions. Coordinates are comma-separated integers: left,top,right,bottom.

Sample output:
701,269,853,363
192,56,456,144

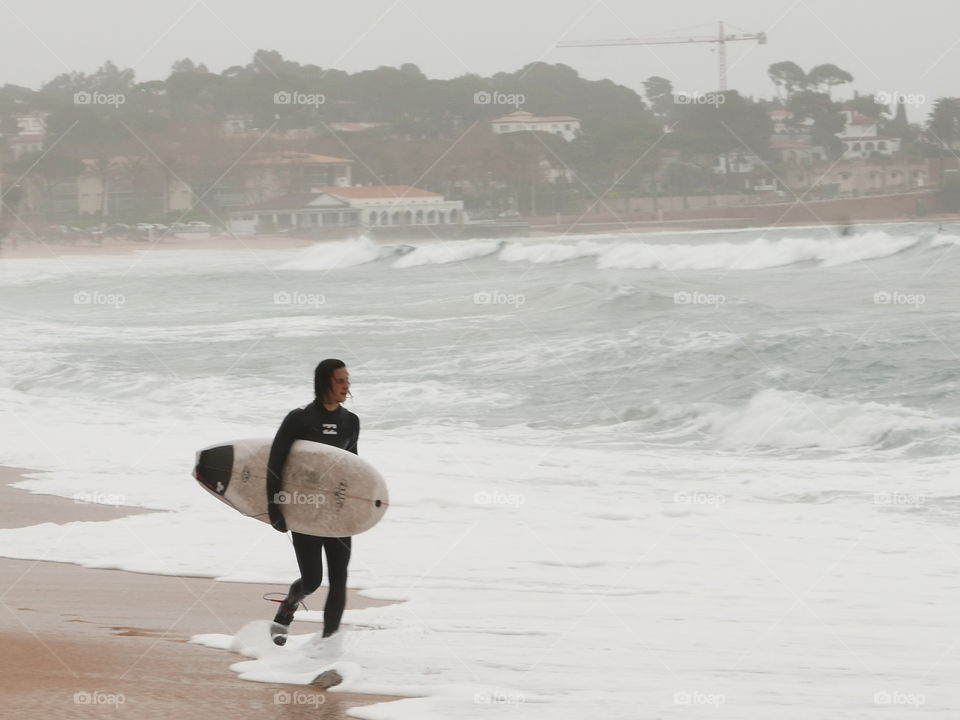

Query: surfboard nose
194,445,234,495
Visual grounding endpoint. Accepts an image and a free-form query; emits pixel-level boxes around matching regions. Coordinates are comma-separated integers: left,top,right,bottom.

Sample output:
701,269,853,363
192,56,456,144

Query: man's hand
268,501,287,533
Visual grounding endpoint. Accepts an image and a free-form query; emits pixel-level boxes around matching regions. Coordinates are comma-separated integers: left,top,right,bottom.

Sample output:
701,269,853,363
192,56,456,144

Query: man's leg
272,532,325,645
321,536,352,637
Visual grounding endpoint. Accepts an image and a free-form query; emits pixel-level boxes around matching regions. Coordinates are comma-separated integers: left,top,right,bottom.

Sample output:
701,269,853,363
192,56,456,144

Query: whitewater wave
930,233,960,248
392,239,503,268
702,388,958,451
275,235,386,270
595,231,921,271
499,240,605,264
487,230,923,271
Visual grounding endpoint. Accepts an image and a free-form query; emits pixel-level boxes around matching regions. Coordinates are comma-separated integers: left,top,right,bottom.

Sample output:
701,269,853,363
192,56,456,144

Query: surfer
266,358,360,646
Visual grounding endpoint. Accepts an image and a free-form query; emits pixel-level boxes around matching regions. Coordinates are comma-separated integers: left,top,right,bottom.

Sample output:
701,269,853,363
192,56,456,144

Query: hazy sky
0,0,954,120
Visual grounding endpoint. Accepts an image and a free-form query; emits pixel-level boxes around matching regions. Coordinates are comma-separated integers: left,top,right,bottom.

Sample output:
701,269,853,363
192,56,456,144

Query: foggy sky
0,0,954,121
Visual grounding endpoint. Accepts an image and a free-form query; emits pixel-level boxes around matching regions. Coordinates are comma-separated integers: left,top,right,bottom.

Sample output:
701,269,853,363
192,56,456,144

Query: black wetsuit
267,400,360,636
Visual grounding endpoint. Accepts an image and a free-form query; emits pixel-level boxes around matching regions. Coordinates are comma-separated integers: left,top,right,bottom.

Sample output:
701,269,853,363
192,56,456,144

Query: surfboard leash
262,592,309,612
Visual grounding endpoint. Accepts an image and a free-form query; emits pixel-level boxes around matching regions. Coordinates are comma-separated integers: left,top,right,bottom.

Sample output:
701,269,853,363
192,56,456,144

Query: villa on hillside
490,111,581,142
838,110,901,160
210,151,354,209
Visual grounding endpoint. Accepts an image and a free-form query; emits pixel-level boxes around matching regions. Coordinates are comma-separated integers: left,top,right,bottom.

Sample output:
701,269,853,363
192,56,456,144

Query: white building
713,151,765,175
8,112,48,159
315,185,463,228
229,185,463,235
838,110,901,159
222,114,255,135
539,159,575,183
9,134,45,159
491,111,581,142
774,141,827,165
15,112,47,135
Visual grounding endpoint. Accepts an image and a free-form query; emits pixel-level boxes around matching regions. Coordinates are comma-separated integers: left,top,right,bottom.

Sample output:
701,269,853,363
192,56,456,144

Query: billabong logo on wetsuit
322,423,337,435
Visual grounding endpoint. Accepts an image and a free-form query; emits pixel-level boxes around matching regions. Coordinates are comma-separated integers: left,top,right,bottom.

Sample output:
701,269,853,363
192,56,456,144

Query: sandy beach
0,467,402,719
0,233,315,260
2,213,957,260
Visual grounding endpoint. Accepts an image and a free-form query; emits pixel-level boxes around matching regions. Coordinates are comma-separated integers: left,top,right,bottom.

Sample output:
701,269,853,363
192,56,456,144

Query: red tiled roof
246,151,352,165
328,122,391,132
491,111,580,123
315,185,442,199
236,193,353,212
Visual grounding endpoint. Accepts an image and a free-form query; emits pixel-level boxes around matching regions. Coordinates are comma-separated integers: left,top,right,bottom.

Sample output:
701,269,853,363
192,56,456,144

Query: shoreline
0,233,315,260
0,466,404,719
2,214,957,260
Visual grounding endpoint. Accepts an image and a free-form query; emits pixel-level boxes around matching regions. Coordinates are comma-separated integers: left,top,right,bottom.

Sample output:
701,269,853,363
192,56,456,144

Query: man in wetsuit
266,358,359,646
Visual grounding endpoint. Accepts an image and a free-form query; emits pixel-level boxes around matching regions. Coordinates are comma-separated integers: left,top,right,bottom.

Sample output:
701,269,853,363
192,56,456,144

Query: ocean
2,223,959,718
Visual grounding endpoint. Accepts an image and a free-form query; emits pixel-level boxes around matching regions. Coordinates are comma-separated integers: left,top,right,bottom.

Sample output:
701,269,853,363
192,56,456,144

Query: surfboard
193,439,388,536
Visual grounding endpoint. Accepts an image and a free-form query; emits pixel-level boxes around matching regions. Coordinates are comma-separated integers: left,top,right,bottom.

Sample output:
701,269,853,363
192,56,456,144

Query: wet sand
0,467,403,719
0,234,313,259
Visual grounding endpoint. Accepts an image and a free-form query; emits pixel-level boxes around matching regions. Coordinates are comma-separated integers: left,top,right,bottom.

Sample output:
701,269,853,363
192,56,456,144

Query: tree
787,91,845,156
928,97,960,149
670,91,773,159
767,61,807,98
806,64,853,97
845,93,889,119
89,60,135,93
0,113,19,135
9,151,85,215
643,76,675,121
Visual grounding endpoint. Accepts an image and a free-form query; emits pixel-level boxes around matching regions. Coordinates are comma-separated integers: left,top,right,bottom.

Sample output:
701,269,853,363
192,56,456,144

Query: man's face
329,367,350,403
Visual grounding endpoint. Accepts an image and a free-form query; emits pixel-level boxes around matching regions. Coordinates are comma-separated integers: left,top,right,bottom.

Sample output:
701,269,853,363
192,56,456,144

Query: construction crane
557,21,767,92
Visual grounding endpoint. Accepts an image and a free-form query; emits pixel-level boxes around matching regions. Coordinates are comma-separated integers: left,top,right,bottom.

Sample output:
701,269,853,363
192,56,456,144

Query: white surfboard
193,439,388,536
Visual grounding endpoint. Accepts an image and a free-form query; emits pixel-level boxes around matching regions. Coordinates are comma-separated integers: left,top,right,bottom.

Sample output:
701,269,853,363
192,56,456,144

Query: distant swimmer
837,216,854,237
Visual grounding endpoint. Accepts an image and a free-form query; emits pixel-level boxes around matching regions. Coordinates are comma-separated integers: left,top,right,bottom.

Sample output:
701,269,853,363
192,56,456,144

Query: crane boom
557,21,767,91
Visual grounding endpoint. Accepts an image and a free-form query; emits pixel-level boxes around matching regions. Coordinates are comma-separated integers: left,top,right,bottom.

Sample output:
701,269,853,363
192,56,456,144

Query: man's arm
266,410,300,532
346,415,359,455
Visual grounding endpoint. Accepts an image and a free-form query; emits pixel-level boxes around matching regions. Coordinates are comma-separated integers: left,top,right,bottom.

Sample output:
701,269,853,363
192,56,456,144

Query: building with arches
838,110,901,160
228,185,463,236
